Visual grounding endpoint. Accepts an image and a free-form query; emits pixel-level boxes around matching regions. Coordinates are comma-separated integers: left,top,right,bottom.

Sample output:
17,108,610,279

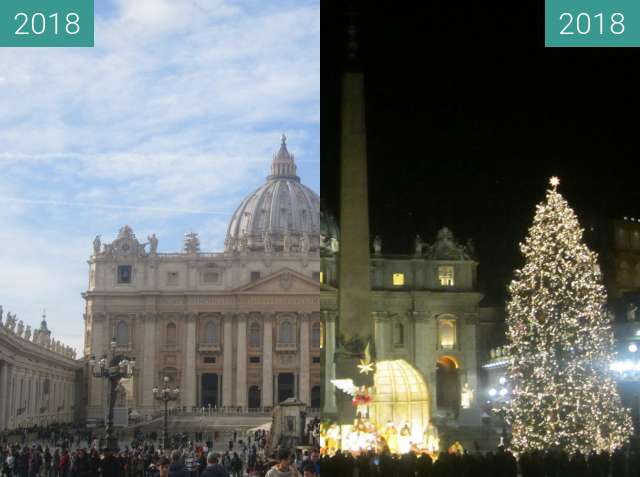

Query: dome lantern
268,133,299,181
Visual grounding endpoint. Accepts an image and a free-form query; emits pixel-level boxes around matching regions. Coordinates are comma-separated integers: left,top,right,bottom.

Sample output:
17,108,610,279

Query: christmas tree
506,177,632,454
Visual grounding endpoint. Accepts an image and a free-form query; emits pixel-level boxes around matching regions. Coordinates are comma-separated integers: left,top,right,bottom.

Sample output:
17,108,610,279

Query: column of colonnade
0,364,76,430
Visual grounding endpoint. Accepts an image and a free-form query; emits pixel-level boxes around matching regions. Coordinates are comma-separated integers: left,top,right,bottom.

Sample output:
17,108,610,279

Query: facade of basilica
83,137,321,420
321,218,501,427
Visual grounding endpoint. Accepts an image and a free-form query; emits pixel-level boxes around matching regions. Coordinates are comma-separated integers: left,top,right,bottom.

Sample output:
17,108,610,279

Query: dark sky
321,1,640,304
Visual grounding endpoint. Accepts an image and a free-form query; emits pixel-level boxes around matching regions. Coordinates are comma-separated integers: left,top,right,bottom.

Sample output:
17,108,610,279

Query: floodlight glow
499,376,506,385
629,343,638,353
611,360,640,373
499,388,508,396
489,388,497,397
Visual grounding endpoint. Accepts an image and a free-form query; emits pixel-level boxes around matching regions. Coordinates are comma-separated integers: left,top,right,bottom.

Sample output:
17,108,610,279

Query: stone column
183,313,198,409
236,313,247,408
373,312,388,361
222,313,233,406
322,311,337,414
88,314,105,417
141,313,157,410
413,311,437,416
299,313,310,406
262,313,274,408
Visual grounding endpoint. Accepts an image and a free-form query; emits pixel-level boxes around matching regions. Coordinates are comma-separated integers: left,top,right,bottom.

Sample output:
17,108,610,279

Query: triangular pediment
236,267,320,293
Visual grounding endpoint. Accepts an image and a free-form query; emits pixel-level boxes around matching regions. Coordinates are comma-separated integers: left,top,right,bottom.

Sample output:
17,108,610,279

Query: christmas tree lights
506,177,632,454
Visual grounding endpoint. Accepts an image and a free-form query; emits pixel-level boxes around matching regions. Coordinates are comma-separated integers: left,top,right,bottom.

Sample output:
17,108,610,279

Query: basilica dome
225,135,320,252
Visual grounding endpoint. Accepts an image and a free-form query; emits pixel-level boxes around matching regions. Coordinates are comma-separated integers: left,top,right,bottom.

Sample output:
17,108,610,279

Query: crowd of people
319,446,640,477
1,425,320,477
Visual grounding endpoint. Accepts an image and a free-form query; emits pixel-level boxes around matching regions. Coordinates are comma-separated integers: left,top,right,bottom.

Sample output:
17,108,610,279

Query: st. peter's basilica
83,136,321,420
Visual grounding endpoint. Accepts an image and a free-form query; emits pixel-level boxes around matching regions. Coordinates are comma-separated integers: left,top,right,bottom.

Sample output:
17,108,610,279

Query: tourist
167,450,188,477
265,450,300,477
200,453,228,477
153,457,171,477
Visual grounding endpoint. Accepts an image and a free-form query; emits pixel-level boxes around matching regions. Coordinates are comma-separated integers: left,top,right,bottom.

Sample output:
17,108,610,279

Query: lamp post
488,376,511,447
153,376,180,450
89,337,135,451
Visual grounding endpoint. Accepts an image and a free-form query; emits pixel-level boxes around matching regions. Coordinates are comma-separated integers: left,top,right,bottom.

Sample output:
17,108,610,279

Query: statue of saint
0,305,3,326
373,235,382,255
628,303,638,322
24,325,31,341
148,234,158,254
6,312,16,332
93,235,101,256
16,320,24,337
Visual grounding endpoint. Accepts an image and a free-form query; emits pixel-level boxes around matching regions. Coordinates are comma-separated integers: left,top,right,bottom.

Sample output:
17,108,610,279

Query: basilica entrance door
436,357,461,417
277,373,295,403
248,385,261,409
201,373,218,407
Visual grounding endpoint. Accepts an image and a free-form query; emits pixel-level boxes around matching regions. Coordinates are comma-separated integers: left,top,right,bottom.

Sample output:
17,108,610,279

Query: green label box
546,0,640,46
0,0,93,47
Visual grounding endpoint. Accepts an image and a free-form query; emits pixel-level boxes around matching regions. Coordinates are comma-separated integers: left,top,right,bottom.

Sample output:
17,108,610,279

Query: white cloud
0,0,319,354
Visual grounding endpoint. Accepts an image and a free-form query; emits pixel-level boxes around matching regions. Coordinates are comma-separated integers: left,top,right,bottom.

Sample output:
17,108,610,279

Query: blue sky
0,0,319,353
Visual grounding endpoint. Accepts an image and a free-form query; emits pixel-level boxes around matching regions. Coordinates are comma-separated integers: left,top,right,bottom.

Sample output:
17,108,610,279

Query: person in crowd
200,453,228,477
301,464,317,477
265,450,300,477
167,450,188,477
153,457,171,477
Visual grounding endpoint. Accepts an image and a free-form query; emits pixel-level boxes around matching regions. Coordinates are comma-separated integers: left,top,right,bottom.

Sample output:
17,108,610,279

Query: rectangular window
312,271,321,282
167,271,179,286
312,356,320,364
202,271,219,284
249,356,261,364
203,356,216,364
117,265,132,284
319,271,324,283
392,273,404,286
438,266,454,286
250,271,261,282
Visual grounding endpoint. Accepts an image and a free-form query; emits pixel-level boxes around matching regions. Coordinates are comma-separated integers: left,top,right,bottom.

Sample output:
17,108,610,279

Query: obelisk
334,7,374,423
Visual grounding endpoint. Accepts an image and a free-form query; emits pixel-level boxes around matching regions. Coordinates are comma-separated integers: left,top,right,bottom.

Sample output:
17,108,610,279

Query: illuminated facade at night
321,218,502,433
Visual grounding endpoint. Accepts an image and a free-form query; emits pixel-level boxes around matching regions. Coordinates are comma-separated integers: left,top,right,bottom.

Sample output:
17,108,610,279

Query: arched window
116,321,129,347
248,385,261,409
311,322,321,348
393,322,404,346
279,321,294,344
249,322,261,349
438,318,456,349
205,321,218,345
166,323,177,346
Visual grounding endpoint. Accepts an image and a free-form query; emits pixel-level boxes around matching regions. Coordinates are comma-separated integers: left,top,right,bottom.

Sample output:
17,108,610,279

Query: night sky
321,1,640,305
